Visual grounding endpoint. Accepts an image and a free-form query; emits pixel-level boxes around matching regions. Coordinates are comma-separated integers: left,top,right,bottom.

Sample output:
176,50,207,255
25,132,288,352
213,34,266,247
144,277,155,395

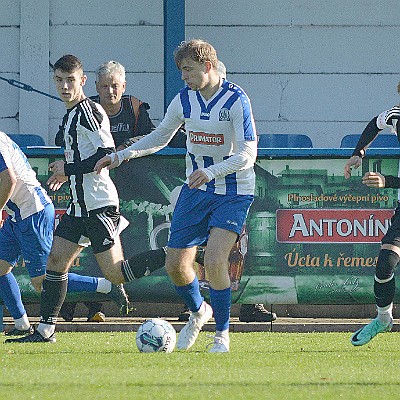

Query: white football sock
194,302,206,316
215,329,229,340
96,278,112,294
14,313,30,330
377,303,393,325
37,322,55,338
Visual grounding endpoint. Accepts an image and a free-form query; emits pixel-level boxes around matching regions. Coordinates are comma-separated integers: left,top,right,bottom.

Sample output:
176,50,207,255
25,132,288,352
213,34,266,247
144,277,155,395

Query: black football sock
374,275,395,308
39,271,68,325
121,248,166,281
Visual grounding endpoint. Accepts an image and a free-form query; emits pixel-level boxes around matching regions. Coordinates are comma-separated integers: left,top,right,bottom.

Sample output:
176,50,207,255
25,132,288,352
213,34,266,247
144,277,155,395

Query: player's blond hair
174,39,218,70
95,61,126,83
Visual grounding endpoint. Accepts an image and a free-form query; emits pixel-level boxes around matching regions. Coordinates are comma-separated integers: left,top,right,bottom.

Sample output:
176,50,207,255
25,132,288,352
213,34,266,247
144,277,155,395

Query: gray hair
217,61,226,79
95,60,126,83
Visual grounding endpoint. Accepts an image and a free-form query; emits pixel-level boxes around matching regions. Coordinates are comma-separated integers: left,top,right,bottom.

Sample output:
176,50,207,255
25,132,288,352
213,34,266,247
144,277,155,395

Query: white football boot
177,301,213,350
208,332,230,353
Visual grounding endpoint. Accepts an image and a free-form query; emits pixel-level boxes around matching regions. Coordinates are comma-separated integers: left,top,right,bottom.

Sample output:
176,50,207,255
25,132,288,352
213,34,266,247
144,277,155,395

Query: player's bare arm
362,171,386,188
344,155,362,179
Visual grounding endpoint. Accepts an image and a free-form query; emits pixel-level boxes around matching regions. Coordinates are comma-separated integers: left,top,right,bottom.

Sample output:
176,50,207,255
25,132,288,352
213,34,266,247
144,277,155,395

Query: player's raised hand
362,171,386,188
94,154,112,174
344,156,362,179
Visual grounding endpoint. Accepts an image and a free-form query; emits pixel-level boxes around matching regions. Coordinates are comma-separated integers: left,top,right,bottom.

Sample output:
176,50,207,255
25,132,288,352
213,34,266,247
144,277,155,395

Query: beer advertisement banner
13,153,400,305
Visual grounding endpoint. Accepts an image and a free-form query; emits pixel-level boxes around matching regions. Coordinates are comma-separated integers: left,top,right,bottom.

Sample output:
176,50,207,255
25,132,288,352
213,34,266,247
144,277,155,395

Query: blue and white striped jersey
0,131,51,221
179,80,257,195
61,98,119,216
120,80,257,195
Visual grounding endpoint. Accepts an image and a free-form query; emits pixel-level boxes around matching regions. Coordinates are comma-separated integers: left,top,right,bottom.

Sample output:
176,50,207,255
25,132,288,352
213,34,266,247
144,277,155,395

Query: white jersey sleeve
0,131,51,221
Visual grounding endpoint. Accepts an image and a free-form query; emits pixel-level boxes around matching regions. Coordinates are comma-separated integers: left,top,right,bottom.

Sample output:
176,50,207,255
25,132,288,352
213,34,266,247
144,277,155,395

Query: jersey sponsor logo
111,122,130,133
276,209,392,243
200,112,210,118
189,131,224,146
219,108,230,121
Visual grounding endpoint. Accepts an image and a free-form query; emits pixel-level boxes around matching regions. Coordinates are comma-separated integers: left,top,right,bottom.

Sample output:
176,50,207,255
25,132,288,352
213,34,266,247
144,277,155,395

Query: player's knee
165,261,196,286
165,249,193,276
203,251,229,271
165,262,186,278
376,248,400,280
204,262,229,283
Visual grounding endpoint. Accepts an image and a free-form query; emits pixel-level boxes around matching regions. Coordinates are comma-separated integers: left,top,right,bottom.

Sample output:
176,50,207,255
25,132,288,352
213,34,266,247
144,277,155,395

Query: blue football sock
209,287,231,331
175,277,204,312
67,273,98,292
0,272,26,319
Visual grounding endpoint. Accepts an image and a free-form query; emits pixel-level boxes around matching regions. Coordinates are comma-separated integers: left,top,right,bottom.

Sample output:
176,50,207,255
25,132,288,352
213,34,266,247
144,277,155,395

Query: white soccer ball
135,318,176,353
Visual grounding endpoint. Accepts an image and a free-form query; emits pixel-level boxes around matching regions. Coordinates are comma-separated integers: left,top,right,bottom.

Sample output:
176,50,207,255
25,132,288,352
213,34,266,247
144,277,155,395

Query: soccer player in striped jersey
344,104,400,346
5,55,133,343
58,60,161,322
95,39,258,352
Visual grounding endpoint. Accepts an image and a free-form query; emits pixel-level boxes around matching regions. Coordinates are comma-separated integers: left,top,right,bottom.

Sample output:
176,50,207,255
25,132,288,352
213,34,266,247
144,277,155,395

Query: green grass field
1,331,399,399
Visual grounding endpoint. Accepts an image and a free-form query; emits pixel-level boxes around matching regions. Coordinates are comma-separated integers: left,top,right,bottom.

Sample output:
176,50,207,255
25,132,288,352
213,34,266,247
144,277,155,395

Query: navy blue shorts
168,184,253,248
0,203,54,278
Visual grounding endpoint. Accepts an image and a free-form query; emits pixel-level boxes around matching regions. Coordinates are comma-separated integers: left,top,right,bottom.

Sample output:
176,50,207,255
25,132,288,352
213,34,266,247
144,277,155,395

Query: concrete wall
1,0,399,147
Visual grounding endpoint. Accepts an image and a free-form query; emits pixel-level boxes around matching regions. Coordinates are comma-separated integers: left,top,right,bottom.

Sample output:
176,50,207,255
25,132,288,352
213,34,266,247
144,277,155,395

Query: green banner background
13,153,399,305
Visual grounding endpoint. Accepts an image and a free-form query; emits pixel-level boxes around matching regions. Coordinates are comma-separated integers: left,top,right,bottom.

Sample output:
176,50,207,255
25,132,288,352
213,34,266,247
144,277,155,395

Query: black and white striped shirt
60,98,119,217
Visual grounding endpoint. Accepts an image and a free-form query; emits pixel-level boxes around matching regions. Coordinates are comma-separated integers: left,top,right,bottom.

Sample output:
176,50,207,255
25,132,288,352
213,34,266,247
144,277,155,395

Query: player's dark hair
53,54,83,73
174,39,218,69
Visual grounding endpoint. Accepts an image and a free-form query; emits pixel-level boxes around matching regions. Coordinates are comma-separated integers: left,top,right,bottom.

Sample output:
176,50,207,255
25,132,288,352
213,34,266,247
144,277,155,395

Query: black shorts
382,203,400,248
55,206,121,254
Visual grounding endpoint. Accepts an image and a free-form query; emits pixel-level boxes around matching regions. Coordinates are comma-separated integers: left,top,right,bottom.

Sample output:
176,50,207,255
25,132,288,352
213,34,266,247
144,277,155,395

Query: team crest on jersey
219,108,230,121
189,131,224,146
